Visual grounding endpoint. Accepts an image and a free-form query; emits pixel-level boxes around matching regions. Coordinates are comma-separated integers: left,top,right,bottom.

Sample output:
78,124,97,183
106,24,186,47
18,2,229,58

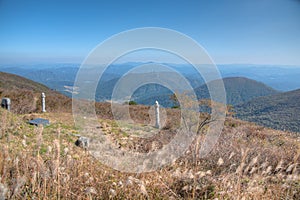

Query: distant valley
1,63,300,94
1,63,300,133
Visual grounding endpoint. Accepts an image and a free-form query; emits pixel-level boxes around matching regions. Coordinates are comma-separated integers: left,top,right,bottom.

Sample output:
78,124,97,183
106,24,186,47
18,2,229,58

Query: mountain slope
0,72,71,113
194,77,279,106
235,89,300,132
137,77,279,107
0,71,53,92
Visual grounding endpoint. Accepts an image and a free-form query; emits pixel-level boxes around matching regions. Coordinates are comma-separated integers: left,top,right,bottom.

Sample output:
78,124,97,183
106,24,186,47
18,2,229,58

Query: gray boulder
75,137,90,149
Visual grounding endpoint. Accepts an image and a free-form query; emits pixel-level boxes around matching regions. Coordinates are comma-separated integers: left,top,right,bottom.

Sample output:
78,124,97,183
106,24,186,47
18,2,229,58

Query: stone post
155,100,160,129
1,98,11,111
41,93,46,113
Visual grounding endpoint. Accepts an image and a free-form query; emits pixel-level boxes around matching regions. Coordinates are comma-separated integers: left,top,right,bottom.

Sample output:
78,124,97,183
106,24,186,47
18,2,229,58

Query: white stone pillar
41,93,46,113
155,100,160,129
6,98,11,111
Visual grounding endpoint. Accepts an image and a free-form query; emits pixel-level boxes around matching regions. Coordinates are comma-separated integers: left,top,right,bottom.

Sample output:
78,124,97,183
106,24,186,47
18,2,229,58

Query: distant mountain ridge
2,63,300,93
136,77,279,107
235,89,300,133
194,77,279,106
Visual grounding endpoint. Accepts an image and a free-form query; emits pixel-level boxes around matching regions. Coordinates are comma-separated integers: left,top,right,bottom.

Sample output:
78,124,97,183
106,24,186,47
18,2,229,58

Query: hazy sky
0,0,299,65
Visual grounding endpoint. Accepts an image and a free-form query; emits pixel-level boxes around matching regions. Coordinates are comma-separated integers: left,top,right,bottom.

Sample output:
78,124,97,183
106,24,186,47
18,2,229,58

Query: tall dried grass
0,107,299,199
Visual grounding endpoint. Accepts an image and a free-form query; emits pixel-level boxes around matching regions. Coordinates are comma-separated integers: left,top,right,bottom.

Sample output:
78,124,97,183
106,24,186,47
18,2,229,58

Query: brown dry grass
0,88,71,114
0,102,300,199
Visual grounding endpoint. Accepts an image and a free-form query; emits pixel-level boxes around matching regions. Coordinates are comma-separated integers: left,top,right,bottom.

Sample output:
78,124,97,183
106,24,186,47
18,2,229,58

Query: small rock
75,137,90,149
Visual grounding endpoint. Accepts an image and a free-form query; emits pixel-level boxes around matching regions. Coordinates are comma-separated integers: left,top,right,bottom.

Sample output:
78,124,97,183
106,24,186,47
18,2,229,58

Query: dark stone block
1,98,11,111
75,136,90,149
28,118,50,126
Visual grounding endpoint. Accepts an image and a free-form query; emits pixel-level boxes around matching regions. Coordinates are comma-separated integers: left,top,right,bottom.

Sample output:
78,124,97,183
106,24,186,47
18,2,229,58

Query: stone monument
41,93,46,113
155,100,160,129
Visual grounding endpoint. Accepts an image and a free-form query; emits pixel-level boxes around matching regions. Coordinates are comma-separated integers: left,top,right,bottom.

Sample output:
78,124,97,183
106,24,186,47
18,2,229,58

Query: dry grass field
1,102,299,199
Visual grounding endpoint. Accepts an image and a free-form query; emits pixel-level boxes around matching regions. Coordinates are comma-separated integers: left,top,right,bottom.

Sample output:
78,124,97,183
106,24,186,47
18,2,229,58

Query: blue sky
0,0,299,65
